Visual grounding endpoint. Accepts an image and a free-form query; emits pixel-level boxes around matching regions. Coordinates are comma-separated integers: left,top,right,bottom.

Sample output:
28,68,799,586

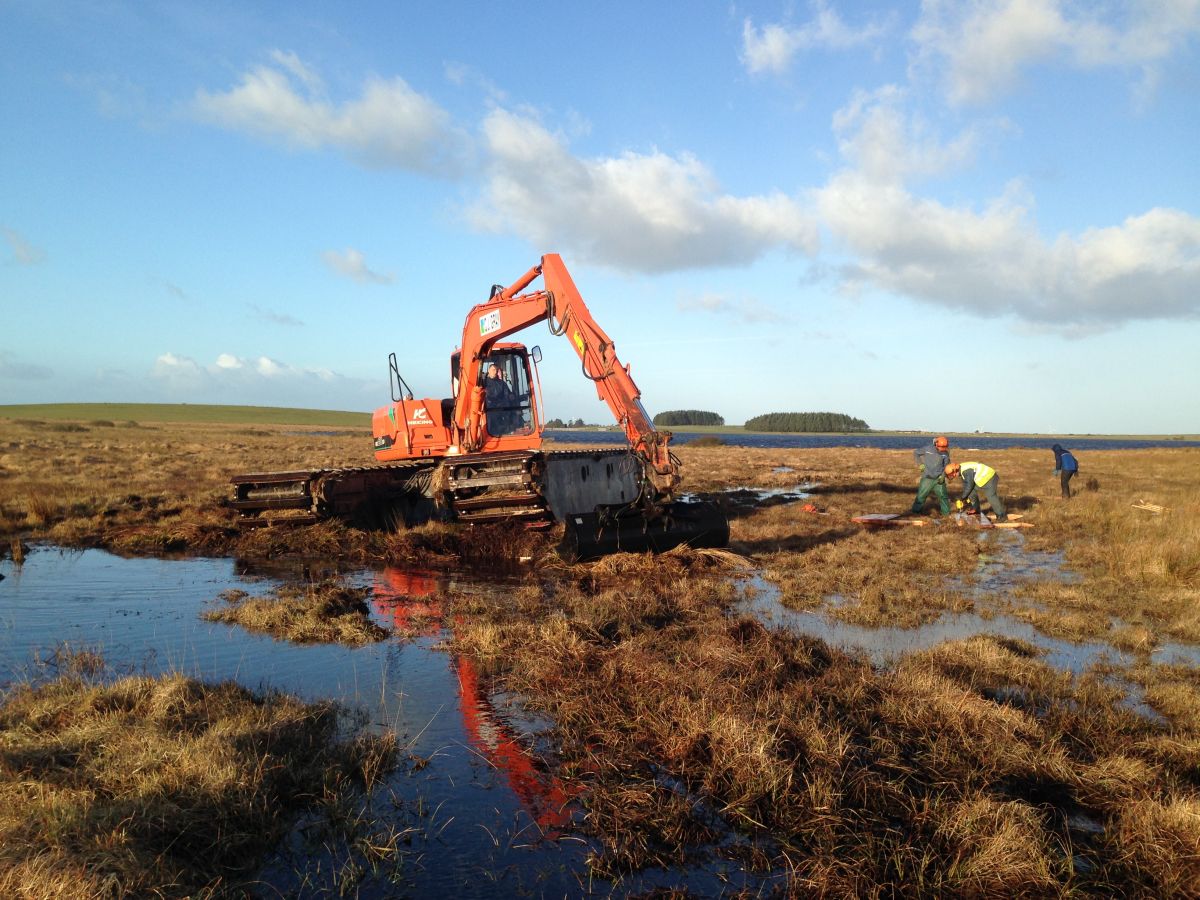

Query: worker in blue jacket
945,461,1007,522
1052,443,1079,499
911,436,951,515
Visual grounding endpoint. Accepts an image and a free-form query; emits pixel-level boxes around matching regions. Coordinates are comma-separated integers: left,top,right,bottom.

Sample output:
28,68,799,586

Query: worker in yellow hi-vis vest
944,461,1008,522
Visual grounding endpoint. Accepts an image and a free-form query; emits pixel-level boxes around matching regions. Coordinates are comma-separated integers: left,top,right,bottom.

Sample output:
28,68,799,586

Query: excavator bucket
558,500,729,562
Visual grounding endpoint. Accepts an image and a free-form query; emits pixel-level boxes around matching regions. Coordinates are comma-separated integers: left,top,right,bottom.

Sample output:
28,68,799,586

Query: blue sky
2,1,1198,434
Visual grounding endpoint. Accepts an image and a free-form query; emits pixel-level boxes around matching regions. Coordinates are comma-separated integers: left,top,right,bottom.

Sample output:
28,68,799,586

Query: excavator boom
539,254,677,495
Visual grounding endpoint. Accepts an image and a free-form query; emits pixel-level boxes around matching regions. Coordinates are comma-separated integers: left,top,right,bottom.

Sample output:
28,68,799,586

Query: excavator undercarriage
231,447,727,560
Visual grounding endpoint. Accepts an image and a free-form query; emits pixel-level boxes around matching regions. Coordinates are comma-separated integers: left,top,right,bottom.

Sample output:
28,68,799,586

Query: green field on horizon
0,403,371,427
1,404,1194,440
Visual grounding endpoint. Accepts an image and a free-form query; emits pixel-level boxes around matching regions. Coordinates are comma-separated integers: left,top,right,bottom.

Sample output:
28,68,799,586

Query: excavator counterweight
230,254,729,560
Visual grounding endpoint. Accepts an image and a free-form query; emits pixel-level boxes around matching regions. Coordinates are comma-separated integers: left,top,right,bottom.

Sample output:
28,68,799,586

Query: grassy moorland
0,651,399,899
451,552,1200,894
2,413,1199,894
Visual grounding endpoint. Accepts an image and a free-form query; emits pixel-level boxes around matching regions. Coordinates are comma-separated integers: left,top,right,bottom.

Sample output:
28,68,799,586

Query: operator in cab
484,361,515,436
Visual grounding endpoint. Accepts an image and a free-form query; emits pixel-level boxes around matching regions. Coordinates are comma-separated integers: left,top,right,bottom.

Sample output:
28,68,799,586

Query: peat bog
2,416,1199,896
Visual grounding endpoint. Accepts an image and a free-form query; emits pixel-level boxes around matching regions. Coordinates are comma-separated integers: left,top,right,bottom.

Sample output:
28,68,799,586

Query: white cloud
153,351,203,376
268,49,323,95
321,247,395,285
468,108,818,272
250,304,303,326
912,0,1200,105
2,226,46,265
255,357,283,377
154,351,340,387
193,53,469,174
741,2,891,74
831,86,981,183
150,352,366,407
0,350,53,380
815,93,1200,325
677,292,790,324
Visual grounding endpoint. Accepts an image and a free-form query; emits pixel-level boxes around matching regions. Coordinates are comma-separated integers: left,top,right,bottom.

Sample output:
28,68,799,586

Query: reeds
204,581,390,645
445,551,1199,894
0,655,398,898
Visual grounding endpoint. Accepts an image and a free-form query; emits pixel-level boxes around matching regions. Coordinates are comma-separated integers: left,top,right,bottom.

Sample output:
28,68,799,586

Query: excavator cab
451,342,541,449
482,346,537,438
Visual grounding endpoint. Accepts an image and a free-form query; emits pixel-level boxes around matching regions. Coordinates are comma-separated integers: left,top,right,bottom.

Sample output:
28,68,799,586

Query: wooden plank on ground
852,514,929,527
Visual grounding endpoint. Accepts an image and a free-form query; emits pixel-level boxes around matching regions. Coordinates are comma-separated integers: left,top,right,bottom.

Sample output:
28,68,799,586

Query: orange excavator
231,254,728,560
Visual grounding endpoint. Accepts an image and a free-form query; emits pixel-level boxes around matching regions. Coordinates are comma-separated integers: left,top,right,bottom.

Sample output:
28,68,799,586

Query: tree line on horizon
744,412,870,432
652,410,725,427
650,409,870,432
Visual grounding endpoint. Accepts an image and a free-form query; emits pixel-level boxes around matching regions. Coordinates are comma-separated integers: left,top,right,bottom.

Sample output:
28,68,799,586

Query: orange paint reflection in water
373,568,578,837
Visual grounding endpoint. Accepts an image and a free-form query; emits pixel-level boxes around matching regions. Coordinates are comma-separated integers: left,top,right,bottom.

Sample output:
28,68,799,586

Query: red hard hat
934,435,949,449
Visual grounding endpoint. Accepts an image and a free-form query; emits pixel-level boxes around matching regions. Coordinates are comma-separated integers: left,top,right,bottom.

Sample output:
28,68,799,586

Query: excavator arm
452,254,678,496
539,255,678,495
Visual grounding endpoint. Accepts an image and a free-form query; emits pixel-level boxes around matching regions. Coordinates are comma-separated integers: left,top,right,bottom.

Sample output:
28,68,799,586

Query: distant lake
544,430,1200,451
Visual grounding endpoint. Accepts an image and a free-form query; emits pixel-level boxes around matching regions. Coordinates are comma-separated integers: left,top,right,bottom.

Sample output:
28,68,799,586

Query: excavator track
230,448,727,559
230,447,646,530
231,461,437,527
440,450,550,523
439,447,645,524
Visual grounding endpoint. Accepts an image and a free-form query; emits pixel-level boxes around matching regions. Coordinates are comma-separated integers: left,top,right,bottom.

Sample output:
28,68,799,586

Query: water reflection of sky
0,548,592,895
952,529,1080,599
742,575,1132,674
0,547,784,897
546,429,1200,451
741,529,1134,673
740,525,1198,724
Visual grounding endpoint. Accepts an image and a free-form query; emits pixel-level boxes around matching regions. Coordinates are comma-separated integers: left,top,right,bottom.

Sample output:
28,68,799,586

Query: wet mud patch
695,482,817,520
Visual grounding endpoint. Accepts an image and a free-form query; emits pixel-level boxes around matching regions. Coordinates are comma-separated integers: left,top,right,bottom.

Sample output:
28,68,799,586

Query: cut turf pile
0,665,398,899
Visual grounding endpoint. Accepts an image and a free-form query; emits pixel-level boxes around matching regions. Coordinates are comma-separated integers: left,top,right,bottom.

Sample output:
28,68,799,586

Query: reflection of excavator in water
232,254,728,560
372,569,578,838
